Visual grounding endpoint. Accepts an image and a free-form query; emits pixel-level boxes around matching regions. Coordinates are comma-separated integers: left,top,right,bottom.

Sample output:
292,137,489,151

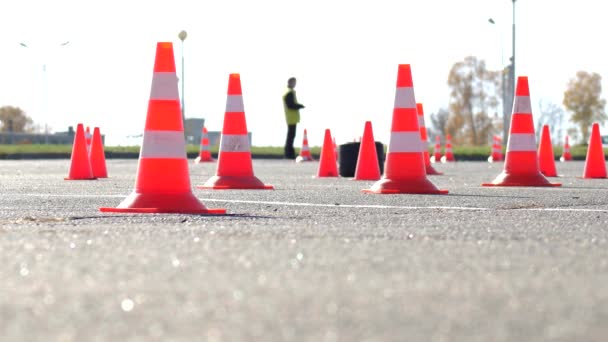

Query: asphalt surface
1,158,608,342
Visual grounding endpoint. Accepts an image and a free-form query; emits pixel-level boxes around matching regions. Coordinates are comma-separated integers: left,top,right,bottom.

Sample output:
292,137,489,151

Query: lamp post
19,41,70,143
509,0,516,132
488,18,510,143
178,30,187,129
488,0,516,143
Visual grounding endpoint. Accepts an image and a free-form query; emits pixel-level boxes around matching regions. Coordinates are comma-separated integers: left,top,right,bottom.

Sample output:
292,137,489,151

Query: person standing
283,77,305,159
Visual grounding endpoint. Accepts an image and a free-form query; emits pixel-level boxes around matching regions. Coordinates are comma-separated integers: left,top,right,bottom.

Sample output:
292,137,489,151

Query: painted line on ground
14,193,608,213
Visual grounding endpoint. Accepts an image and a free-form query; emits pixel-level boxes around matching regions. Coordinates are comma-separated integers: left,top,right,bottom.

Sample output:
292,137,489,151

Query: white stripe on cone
507,133,536,152
394,88,417,109
513,95,532,113
150,72,180,100
140,130,187,158
220,134,250,152
226,95,245,112
387,131,424,153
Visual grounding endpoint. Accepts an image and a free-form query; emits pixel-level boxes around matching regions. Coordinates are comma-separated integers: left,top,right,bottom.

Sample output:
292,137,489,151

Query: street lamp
487,0,516,143
19,41,70,143
488,18,510,143
178,30,187,128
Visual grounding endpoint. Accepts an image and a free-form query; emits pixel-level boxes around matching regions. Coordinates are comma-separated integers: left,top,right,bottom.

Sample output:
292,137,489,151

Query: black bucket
338,141,385,177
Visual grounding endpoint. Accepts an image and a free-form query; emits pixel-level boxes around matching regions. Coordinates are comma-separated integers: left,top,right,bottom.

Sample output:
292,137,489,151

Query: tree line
1,57,605,145
428,56,606,146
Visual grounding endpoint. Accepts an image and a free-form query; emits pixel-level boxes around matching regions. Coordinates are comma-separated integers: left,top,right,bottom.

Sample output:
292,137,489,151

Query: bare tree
447,56,501,145
563,71,606,143
536,100,565,145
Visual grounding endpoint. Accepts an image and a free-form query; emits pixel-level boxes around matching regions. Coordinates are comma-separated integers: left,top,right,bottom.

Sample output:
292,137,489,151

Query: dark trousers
284,124,297,159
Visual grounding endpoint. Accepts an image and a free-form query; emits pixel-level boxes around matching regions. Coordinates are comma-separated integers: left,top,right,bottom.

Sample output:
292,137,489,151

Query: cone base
99,191,226,214
425,164,443,175
353,175,381,181
65,177,97,180
198,176,274,190
362,177,448,194
482,171,561,187
194,156,215,163
296,156,314,163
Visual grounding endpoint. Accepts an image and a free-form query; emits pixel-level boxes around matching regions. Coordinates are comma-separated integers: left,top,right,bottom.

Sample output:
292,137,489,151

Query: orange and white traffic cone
362,64,447,194
100,42,226,214
582,122,607,178
194,126,214,163
560,135,572,162
488,135,503,162
482,76,560,187
317,128,339,177
89,127,108,178
296,128,314,162
441,134,455,162
198,73,273,189
417,103,442,175
353,121,381,180
85,126,92,154
65,123,96,180
538,124,558,177
431,135,442,163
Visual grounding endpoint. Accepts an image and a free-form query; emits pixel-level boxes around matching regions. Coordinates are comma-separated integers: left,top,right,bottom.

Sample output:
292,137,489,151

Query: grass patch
0,144,601,161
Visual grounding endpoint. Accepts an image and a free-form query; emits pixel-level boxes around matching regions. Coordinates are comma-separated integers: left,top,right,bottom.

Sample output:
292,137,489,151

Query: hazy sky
1,0,606,146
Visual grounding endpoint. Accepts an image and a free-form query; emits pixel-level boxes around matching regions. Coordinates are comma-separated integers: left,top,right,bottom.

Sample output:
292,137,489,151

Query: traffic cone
441,134,455,162
85,126,92,154
353,121,381,180
296,128,314,162
483,76,560,187
198,73,273,189
100,42,226,214
363,64,447,194
582,122,607,178
538,124,558,177
194,126,214,163
560,135,572,162
431,135,441,163
417,103,442,175
488,135,503,162
317,128,339,177
89,127,108,178
65,123,96,180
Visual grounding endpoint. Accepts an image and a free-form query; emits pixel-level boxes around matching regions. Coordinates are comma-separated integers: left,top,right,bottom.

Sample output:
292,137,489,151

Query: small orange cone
363,64,447,194
431,135,442,163
194,126,214,163
441,134,455,162
198,73,273,189
560,135,572,162
417,103,442,175
538,124,558,177
85,126,92,154
582,122,607,178
65,123,96,180
317,129,339,177
483,76,560,187
100,42,226,214
296,128,314,162
488,135,503,162
353,121,381,180
89,127,108,178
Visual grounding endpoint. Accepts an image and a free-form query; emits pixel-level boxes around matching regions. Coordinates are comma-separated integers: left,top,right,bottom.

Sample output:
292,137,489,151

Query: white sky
1,0,606,146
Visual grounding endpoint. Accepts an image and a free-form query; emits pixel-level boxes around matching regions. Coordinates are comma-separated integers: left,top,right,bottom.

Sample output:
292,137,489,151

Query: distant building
184,117,251,147
0,126,104,145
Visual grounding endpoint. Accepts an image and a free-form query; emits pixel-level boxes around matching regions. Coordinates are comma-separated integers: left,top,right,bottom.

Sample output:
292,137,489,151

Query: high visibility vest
283,89,301,125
